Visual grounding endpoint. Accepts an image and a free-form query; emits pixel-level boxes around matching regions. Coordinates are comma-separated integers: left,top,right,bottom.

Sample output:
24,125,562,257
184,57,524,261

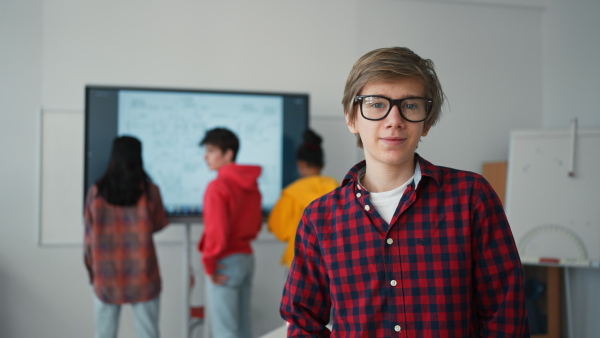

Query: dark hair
96,136,150,206
296,129,324,169
199,127,240,161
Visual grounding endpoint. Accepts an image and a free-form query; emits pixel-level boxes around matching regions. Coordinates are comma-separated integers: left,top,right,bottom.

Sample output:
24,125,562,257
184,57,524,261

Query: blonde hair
342,47,445,147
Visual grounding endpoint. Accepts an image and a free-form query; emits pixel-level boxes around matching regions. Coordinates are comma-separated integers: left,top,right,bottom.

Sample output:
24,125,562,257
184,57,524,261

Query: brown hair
342,47,446,147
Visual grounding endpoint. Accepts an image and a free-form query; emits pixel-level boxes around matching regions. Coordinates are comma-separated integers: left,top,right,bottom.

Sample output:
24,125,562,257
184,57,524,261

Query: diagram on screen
117,90,283,213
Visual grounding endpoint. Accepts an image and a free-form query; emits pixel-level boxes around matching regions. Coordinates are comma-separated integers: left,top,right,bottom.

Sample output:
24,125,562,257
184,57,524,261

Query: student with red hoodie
198,127,262,338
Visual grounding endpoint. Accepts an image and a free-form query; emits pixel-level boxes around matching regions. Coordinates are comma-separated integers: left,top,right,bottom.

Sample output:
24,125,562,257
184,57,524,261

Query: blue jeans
93,294,160,338
205,253,254,338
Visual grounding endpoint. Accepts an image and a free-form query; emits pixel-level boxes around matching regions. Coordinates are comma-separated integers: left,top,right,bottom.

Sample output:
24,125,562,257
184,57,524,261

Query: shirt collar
341,153,441,188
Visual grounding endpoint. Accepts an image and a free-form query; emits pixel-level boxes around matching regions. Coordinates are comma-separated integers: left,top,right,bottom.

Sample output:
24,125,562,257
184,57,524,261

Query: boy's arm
201,182,231,276
280,211,331,337
472,178,530,337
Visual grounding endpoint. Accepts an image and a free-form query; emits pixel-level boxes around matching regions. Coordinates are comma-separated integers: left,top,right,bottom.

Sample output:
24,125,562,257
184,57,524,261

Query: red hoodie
198,163,262,275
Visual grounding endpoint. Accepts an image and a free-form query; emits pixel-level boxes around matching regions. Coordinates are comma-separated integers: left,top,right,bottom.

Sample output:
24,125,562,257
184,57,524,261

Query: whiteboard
505,128,600,268
38,111,357,245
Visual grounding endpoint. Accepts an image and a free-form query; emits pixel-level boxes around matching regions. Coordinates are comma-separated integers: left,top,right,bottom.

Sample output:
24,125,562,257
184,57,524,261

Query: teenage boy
198,127,262,338
280,47,530,337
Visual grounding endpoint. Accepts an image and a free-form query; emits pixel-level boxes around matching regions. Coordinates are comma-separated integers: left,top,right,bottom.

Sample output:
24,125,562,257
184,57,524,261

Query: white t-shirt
360,164,422,224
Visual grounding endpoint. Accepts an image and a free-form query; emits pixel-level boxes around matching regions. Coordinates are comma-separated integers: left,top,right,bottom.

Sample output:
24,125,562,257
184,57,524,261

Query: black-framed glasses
354,95,433,122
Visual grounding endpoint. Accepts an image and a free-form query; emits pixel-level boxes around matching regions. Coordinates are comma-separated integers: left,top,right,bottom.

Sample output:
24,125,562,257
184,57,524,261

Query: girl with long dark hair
84,136,168,338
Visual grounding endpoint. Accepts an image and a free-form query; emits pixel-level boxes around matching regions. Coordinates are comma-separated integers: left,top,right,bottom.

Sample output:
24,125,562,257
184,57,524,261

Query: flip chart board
505,127,600,267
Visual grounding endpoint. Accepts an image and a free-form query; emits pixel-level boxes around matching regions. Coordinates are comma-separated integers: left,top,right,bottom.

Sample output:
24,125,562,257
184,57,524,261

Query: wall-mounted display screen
84,85,309,217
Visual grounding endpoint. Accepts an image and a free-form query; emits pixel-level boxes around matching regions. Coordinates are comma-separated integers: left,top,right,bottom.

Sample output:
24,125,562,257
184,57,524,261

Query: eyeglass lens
361,96,428,122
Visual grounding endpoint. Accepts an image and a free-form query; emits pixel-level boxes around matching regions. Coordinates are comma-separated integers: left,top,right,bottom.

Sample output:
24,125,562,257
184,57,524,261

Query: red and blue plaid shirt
84,183,169,304
281,155,529,337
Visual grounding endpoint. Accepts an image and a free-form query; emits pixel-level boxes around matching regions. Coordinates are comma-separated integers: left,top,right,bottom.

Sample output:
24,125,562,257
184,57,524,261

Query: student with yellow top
268,129,339,267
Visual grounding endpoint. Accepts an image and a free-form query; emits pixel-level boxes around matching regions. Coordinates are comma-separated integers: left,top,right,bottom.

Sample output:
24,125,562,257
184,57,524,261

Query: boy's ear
345,111,358,134
224,148,234,163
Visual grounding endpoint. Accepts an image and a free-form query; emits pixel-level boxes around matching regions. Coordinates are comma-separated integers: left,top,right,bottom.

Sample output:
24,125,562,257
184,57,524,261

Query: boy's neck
361,158,416,193
215,161,234,171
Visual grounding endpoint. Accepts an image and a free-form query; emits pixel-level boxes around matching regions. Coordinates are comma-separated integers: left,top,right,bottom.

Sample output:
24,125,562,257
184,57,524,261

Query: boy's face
204,144,233,171
346,78,430,171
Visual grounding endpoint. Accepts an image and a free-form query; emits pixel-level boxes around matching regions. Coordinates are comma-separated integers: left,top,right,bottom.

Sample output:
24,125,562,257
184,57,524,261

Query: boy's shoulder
303,180,351,214
416,155,487,186
423,163,496,200
434,164,488,184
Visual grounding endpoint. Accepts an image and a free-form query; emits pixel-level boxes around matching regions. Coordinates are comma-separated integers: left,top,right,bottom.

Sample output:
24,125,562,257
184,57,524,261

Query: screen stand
183,222,191,338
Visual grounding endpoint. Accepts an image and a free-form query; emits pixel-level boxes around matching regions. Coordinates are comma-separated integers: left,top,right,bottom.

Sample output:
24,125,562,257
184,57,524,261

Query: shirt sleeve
280,210,332,337
83,186,95,284
147,183,169,233
201,182,232,275
471,178,530,336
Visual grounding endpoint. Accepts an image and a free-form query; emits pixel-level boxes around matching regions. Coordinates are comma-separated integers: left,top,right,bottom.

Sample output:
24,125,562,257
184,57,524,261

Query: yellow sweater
268,175,339,267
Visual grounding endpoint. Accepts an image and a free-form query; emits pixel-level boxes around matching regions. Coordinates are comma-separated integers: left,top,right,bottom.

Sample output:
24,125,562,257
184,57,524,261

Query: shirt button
390,280,397,286
364,205,370,211
356,192,361,198
394,325,401,332
387,238,393,245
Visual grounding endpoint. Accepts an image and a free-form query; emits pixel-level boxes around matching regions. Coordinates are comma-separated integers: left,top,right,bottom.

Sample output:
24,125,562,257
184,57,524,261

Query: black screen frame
84,85,309,220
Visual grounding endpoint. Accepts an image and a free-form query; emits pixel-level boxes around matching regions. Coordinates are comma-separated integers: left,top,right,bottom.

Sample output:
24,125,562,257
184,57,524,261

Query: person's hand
209,264,228,285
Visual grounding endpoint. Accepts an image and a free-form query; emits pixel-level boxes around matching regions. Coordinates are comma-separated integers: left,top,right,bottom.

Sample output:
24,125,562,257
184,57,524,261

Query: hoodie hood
218,163,262,190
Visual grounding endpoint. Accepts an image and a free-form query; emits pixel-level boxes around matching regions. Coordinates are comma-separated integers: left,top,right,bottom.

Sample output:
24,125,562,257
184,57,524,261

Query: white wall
40,0,544,173
0,0,44,337
1,0,598,337
543,0,600,128
542,0,600,337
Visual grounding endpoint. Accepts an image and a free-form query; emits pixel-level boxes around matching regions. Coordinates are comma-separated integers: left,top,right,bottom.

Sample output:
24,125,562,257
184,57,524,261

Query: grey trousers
205,253,254,338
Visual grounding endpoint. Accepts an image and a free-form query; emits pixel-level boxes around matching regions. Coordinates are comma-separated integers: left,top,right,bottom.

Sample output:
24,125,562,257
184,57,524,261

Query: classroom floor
259,324,287,338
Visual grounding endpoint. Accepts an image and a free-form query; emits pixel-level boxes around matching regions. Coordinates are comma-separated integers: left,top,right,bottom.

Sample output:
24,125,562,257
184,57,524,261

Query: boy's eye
364,97,388,109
